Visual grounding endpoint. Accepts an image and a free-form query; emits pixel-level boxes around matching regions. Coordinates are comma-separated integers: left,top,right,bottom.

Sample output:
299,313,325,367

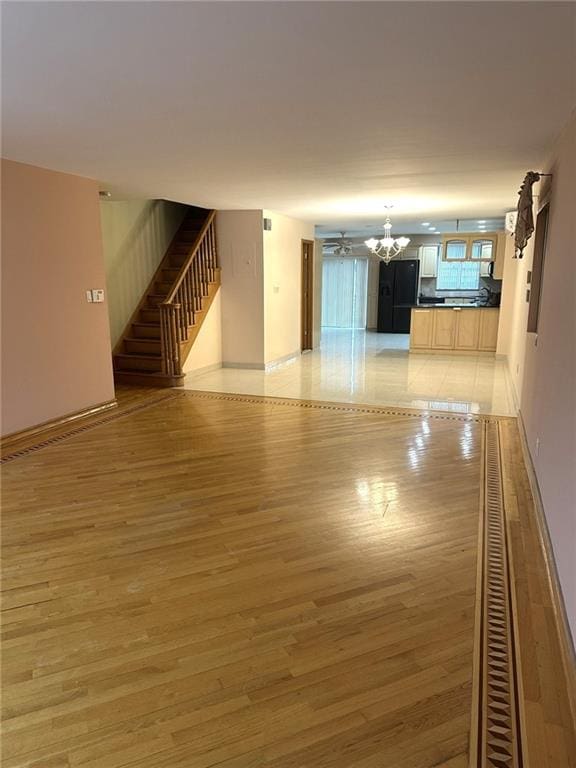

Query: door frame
301,240,314,351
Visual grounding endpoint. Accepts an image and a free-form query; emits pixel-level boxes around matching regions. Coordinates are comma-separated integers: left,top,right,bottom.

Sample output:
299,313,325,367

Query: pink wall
1,160,115,435
519,114,576,638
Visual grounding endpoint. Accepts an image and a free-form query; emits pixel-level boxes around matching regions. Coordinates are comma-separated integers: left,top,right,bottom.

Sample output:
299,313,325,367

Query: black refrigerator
377,259,419,333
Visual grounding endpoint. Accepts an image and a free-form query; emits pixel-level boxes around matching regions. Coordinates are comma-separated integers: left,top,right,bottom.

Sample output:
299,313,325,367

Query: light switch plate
92,289,105,303
86,290,93,303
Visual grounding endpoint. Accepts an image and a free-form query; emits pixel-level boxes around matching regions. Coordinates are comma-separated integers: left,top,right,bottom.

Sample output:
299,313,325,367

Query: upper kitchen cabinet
441,231,505,279
419,245,440,277
469,236,497,261
443,238,468,261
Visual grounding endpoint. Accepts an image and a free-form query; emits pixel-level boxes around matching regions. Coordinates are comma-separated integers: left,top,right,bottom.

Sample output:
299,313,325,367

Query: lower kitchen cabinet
478,308,500,351
410,308,434,348
410,308,499,353
454,308,480,350
432,309,456,349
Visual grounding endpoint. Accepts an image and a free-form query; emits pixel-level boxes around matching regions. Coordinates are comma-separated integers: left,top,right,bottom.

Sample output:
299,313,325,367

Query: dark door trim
301,240,314,351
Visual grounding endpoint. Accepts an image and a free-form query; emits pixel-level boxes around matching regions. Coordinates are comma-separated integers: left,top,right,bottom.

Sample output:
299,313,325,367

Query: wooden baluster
197,243,204,297
169,304,181,373
186,269,194,325
161,303,181,376
206,226,213,282
202,240,208,294
193,256,200,310
211,224,216,280
212,220,218,270
177,291,186,341
160,304,172,376
183,271,191,327
180,291,187,340
197,245,204,298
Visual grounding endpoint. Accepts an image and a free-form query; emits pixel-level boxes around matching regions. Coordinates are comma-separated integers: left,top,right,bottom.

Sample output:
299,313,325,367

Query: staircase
113,207,220,387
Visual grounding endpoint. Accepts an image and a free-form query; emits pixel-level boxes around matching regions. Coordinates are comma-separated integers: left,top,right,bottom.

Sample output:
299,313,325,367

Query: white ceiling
317,218,506,239
2,2,575,228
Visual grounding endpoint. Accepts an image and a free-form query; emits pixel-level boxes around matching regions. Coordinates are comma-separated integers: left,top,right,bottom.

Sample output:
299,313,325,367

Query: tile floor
182,329,517,417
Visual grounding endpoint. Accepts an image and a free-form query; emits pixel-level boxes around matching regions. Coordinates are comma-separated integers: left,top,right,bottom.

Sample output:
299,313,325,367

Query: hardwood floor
1,390,574,767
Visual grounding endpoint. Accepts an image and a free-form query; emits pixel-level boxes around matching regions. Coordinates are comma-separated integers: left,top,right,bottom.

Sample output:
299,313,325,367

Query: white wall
217,210,265,368
497,111,576,639
183,290,222,374
496,231,531,401
101,199,187,345
313,238,323,346
263,210,315,364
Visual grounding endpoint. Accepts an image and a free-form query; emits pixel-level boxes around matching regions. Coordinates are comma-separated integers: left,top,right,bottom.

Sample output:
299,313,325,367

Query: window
436,259,481,291
322,257,368,328
444,239,468,260
470,238,495,260
527,204,549,333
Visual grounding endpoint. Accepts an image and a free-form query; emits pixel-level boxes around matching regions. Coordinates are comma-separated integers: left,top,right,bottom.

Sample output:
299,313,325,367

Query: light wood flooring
1,389,574,767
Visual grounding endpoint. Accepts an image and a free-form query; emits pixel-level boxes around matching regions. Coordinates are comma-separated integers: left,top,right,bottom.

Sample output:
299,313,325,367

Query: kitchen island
410,306,499,353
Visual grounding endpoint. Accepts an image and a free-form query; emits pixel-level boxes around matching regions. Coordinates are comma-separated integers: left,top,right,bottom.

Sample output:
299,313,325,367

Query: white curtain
322,258,368,329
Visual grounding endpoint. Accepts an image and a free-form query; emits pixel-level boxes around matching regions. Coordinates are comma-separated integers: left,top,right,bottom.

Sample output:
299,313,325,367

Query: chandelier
364,210,410,264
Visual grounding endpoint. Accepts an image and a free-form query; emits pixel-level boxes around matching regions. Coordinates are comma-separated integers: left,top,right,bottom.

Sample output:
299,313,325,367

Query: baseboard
516,410,576,725
409,348,496,356
1,398,118,455
185,362,222,376
265,351,300,370
222,361,266,370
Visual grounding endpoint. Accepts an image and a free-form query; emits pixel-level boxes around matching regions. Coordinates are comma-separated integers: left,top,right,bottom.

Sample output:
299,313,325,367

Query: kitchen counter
410,306,499,353
416,302,500,309
396,302,500,309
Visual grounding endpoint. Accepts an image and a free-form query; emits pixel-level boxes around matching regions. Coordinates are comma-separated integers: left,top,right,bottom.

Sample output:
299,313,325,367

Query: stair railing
160,211,218,377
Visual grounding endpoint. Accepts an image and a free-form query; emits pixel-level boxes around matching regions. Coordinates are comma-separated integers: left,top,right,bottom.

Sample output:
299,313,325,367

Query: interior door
301,240,314,351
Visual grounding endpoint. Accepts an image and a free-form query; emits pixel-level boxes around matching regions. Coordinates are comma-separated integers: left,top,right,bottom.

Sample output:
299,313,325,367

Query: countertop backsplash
420,276,502,304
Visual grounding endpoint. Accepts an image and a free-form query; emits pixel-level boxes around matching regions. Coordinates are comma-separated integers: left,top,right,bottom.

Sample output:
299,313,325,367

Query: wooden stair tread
132,322,160,328
115,353,162,361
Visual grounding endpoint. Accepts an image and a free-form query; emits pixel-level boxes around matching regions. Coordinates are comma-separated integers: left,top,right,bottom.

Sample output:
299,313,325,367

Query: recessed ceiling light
421,222,430,226
478,220,486,224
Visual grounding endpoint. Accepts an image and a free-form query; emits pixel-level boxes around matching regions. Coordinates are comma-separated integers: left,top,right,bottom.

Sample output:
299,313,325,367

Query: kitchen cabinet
454,308,480,349
410,308,434,348
478,308,500,350
432,309,457,349
419,245,439,277
410,307,500,353
441,232,504,277
443,238,468,261
469,236,497,261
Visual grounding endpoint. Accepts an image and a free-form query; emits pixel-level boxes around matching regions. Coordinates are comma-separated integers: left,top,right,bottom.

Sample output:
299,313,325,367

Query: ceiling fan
323,231,355,256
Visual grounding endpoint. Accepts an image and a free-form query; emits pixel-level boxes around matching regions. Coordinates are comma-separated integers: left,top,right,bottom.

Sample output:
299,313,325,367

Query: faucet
478,286,490,306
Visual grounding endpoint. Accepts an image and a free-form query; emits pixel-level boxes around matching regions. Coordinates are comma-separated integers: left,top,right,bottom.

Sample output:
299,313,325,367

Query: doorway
321,257,368,329
301,240,314,351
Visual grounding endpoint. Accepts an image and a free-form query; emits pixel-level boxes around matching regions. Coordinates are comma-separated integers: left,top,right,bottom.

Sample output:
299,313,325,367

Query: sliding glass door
321,258,368,329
